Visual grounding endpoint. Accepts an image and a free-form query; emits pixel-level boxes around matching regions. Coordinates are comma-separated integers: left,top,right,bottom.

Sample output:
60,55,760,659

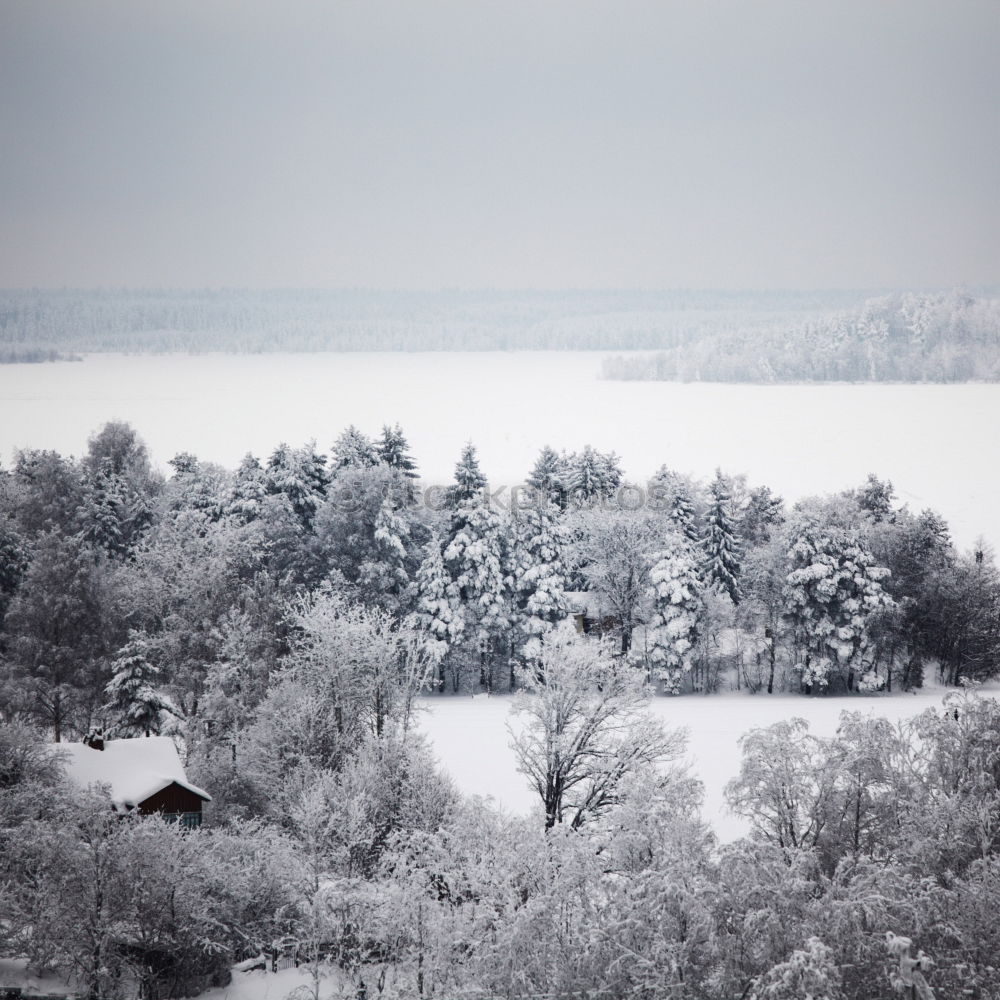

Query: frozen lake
2,351,999,552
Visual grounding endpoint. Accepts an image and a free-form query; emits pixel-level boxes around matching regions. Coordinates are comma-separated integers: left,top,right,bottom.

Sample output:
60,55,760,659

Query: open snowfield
1,352,999,552
416,683,1000,842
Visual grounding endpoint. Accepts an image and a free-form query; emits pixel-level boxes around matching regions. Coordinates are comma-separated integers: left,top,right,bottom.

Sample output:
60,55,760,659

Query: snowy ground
0,957,73,993
0,958,350,1000
1,352,999,552
416,683,999,842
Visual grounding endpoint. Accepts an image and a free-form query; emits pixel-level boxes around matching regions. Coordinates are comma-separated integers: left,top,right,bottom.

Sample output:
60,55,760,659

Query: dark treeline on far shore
0,285,952,360
3,420,1000,999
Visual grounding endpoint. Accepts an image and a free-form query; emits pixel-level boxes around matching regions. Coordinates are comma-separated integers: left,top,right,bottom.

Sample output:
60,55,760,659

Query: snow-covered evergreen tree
77,460,126,555
783,512,894,691
265,441,330,529
647,533,703,693
226,452,268,523
740,484,785,545
446,442,487,508
702,469,741,604
650,466,701,546
855,472,896,523
566,446,602,505
526,445,567,508
0,515,28,623
330,425,379,473
104,632,175,737
357,496,411,614
77,457,155,557
597,449,624,495
405,533,464,679
513,500,568,660
565,446,621,505
444,498,511,687
377,424,418,479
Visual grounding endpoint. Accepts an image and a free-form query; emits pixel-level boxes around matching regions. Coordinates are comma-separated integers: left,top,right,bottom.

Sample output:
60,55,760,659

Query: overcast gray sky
1,0,998,290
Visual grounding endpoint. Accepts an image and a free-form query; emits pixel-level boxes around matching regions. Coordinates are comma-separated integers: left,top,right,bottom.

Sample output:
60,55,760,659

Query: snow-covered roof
564,590,608,618
59,736,211,811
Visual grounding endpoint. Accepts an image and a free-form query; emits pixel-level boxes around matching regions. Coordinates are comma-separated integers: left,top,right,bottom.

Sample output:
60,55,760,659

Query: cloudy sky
1,0,997,290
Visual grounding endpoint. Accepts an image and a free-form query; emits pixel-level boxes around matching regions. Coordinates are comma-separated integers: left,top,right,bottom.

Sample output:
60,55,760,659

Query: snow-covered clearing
1,352,999,552
416,684,999,843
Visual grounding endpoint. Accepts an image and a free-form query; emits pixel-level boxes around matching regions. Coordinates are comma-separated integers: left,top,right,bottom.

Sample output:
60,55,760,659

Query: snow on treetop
59,735,211,811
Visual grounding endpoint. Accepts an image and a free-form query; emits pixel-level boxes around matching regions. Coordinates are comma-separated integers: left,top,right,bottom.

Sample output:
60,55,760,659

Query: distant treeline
602,290,1000,382
0,287,866,357
0,344,80,363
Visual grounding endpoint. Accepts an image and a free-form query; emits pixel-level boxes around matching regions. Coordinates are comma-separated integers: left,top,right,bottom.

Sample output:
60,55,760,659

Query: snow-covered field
1,352,999,552
416,683,997,842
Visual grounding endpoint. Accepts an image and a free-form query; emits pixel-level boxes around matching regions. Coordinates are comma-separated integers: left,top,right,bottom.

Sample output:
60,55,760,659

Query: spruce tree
226,453,269,523
566,446,622,505
330,425,379,473
783,512,894,691
647,533,703,694
357,497,411,613
670,479,701,547
105,632,175,737
446,442,487,508
377,424,418,479
513,500,568,660
566,445,604,505
702,469,741,604
406,534,464,683
526,445,567,507
444,498,511,688
265,442,330,529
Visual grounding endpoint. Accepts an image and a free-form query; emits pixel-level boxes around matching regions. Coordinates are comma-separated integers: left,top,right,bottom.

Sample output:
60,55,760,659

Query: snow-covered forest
602,290,1000,382
2,420,1000,997
5,288,1000,382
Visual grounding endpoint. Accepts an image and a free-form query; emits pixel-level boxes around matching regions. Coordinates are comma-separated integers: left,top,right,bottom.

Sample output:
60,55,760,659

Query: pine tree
377,424,418,479
405,534,464,682
265,442,330,529
740,484,785,545
104,632,175,737
702,469,741,604
855,473,896,523
330,425,379,473
647,533,703,694
446,442,487,508
513,500,568,660
527,445,567,507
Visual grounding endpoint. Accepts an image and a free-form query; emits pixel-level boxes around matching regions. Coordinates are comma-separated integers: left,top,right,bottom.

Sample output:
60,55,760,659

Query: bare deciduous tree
510,624,686,829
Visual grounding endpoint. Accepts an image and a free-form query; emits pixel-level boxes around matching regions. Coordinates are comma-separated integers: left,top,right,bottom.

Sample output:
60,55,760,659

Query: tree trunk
766,627,776,694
